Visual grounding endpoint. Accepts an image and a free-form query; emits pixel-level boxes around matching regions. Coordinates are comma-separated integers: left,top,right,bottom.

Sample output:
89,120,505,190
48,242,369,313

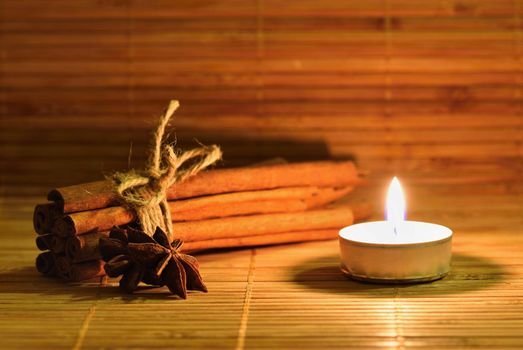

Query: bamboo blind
1,0,522,196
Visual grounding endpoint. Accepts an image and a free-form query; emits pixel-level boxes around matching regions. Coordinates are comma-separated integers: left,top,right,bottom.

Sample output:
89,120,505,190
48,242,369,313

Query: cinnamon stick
35,252,55,276
174,206,355,242
182,203,371,252
171,186,353,221
54,255,70,279
171,199,307,222
50,235,67,254
170,186,354,221
53,206,134,237
54,255,105,281
182,229,340,252
65,232,109,263
47,161,359,213
47,180,115,214
169,186,324,212
52,186,353,236
304,186,354,208
168,161,359,201
35,234,53,251
33,203,61,234
68,260,105,282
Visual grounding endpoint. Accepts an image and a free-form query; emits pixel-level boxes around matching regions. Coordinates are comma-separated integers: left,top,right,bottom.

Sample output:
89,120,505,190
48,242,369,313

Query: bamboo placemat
1,178,522,349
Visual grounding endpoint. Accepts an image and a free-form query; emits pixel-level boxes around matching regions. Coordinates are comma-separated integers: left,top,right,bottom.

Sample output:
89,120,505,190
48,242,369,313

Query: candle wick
393,226,398,236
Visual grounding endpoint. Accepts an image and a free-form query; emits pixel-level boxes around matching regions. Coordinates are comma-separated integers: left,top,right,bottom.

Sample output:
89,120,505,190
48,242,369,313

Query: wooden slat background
1,0,522,197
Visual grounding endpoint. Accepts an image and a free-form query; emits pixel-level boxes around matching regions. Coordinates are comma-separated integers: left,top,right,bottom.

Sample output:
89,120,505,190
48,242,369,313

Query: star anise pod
99,226,207,298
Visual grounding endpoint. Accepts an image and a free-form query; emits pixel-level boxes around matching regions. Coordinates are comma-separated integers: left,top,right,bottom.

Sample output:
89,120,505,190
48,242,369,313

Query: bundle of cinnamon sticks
34,160,368,282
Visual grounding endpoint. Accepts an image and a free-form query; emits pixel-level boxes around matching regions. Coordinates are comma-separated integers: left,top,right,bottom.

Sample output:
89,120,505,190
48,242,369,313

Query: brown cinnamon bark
54,255,70,279
50,235,67,254
52,186,353,236
170,186,322,212
53,206,134,237
168,161,359,200
170,186,353,221
182,203,371,252
35,234,53,251
47,180,115,214
66,232,109,263
68,260,105,282
304,186,354,208
35,252,55,275
47,161,359,213
33,203,61,235
54,255,105,281
181,229,339,252
171,199,307,222
174,206,355,242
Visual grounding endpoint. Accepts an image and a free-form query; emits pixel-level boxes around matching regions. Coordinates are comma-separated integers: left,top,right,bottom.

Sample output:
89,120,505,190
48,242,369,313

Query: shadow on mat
291,253,507,297
0,265,202,302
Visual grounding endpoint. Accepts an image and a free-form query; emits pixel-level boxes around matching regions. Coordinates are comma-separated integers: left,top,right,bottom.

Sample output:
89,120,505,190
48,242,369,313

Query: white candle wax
340,221,452,245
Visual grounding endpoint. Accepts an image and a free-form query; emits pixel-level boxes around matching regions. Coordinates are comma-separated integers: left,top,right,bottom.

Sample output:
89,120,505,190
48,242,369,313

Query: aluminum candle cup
339,221,453,283
338,177,453,283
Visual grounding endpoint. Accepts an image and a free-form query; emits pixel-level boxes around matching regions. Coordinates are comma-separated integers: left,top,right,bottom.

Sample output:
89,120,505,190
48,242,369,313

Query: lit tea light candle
339,177,452,283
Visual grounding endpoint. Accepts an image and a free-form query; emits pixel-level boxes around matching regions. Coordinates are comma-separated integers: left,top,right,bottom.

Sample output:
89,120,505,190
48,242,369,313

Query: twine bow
112,100,222,240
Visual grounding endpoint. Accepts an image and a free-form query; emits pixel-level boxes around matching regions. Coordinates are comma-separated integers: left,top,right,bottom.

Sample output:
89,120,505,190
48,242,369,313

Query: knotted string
112,100,222,240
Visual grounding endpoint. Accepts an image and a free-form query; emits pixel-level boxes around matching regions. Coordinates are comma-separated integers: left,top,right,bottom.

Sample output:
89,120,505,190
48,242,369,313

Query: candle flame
386,177,406,234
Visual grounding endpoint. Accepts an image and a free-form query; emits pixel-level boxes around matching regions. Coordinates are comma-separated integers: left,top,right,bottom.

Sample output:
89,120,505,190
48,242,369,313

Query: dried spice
99,226,207,298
